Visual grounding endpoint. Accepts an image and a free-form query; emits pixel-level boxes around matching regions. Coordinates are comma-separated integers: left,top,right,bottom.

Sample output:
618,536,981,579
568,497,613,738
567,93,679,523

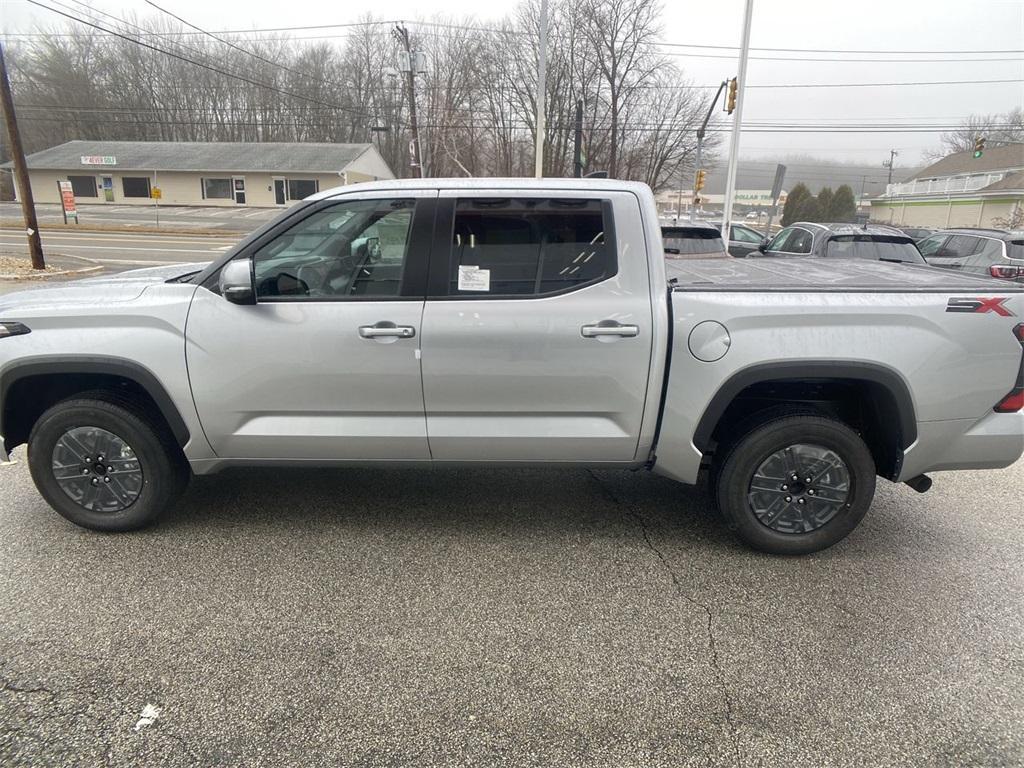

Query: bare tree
5,3,714,189
927,107,1024,160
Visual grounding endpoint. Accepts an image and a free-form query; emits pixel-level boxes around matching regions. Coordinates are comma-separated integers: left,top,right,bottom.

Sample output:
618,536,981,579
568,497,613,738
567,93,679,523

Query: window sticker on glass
458,265,491,292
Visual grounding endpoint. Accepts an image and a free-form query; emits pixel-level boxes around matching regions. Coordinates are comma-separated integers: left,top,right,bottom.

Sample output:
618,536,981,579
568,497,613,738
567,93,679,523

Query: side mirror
757,238,769,253
219,259,255,305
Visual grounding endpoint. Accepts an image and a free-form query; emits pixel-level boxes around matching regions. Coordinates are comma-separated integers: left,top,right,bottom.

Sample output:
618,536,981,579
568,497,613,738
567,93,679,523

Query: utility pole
392,24,423,178
0,43,44,270
534,0,550,178
573,100,584,178
720,0,754,235
884,149,898,186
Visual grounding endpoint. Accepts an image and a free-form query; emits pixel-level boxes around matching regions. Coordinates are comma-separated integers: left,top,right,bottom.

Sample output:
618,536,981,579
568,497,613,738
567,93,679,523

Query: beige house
870,143,1024,228
7,140,394,208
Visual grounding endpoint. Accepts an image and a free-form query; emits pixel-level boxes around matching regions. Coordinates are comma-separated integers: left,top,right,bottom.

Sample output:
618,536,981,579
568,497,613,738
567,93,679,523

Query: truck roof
667,257,1024,293
314,177,655,198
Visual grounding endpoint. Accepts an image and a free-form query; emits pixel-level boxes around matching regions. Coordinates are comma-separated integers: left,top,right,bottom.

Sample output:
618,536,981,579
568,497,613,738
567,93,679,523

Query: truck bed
666,258,1024,293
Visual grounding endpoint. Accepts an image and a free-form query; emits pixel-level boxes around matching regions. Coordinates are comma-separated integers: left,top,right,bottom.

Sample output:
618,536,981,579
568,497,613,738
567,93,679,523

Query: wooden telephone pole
0,42,44,270
392,25,423,178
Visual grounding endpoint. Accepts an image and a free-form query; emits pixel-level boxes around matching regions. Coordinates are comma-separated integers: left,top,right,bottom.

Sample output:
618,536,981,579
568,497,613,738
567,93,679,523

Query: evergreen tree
830,185,858,222
816,187,834,222
781,183,811,226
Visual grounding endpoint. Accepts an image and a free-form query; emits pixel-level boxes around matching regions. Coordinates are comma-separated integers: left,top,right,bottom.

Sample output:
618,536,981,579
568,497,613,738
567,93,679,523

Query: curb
0,254,104,281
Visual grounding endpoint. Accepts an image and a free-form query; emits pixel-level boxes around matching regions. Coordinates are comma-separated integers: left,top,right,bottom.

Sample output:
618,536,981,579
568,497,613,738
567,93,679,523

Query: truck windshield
824,236,925,263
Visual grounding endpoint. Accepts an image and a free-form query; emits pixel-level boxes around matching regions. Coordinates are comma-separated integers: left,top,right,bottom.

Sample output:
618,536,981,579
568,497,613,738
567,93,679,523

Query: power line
140,0,324,84
4,20,1022,60
23,0,384,122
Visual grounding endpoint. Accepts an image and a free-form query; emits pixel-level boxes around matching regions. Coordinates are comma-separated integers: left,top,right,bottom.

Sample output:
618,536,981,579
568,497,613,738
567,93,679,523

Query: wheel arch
693,361,917,480
0,356,190,456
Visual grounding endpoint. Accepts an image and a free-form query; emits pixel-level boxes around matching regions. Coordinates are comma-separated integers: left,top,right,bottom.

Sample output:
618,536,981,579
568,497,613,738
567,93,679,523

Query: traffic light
974,136,986,158
694,168,707,193
726,78,738,114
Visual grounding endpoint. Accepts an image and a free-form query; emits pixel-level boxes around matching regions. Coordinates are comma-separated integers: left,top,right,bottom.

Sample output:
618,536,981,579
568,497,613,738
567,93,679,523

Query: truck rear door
419,190,654,462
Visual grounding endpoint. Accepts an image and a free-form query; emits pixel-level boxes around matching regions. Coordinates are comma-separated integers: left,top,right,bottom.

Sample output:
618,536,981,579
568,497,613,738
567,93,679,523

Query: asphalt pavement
1,449,1021,767
0,229,239,270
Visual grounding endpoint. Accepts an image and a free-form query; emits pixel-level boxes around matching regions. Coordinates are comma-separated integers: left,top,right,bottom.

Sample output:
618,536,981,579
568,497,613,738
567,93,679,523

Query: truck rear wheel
27,394,189,532
715,414,875,555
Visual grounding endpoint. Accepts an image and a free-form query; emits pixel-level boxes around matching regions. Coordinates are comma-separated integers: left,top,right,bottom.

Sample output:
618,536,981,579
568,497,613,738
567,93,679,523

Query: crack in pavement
586,470,743,768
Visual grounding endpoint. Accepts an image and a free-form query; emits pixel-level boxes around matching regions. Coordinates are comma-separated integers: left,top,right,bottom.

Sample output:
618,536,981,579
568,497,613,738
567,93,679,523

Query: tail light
994,323,1024,413
989,264,1024,280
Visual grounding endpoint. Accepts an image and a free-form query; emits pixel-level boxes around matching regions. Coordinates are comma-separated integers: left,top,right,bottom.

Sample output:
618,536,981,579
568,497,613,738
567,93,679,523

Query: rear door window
942,235,982,258
447,198,616,297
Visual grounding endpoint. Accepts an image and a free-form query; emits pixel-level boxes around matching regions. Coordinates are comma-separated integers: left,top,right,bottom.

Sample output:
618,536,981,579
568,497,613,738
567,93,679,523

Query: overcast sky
2,0,1022,166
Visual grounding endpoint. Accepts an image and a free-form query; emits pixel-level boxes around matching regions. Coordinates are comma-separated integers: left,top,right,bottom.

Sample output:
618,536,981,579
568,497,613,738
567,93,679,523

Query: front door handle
359,322,416,339
581,322,640,339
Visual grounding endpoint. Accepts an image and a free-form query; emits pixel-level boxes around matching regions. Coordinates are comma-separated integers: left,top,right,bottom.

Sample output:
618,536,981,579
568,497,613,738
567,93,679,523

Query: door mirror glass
220,259,255,305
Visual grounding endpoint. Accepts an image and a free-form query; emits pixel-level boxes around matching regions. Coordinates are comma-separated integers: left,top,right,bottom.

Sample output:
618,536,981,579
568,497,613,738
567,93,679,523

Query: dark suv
917,228,1024,282
753,222,925,263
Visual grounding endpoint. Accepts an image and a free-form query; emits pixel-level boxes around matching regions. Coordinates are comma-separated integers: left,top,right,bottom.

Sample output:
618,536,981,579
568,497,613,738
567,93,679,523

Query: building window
121,177,151,198
202,177,232,200
68,175,97,198
287,179,319,201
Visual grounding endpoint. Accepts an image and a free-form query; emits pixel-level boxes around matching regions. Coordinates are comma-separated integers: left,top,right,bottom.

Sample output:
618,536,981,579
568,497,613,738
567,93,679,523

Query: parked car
899,226,936,242
661,224,730,259
2,179,1022,556
753,222,926,263
917,228,1024,282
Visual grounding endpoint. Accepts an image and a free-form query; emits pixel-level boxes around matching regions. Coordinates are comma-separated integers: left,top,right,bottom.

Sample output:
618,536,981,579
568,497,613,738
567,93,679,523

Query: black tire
27,393,189,531
715,414,876,555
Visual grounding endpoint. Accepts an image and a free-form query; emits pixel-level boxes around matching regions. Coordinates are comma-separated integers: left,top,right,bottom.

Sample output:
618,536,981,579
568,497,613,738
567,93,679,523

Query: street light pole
720,0,754,235
534,0,550,178
690,79,728,223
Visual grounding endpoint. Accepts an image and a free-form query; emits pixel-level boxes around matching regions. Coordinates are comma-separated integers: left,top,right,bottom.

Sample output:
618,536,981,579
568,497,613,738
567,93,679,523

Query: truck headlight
0,322,30,339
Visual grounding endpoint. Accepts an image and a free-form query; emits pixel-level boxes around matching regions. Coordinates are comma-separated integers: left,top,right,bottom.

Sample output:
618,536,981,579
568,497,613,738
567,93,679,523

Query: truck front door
419,191,655,462
185,191,436,460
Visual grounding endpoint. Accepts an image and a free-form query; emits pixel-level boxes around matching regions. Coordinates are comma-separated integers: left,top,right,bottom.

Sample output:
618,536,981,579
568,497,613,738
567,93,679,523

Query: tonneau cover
667,258,1024,293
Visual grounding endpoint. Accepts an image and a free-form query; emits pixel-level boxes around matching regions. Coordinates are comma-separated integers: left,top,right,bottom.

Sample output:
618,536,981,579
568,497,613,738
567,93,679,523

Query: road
1,451,1021,767
0,229,239,270
0,201,278,233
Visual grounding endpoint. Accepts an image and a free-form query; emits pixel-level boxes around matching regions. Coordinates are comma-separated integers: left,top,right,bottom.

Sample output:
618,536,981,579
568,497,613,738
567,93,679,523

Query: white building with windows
870,143,1024,228
5,140,394,208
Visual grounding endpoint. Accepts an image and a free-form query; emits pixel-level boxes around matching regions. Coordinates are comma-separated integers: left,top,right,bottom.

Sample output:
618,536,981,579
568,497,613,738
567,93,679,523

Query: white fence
884,173,1005,198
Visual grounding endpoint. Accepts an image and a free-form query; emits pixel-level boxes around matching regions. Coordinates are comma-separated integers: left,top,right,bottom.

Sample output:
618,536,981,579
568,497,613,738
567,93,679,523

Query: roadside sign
769,164,787,202
57,180,78,224
151,187,162,200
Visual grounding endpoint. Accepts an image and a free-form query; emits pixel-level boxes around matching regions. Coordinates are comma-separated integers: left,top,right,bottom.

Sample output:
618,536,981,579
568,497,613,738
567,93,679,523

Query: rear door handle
359,323,416,339
581,322,640,338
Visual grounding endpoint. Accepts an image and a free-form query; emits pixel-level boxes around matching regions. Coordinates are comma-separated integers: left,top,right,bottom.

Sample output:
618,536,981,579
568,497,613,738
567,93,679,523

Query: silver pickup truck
1,179,1022,554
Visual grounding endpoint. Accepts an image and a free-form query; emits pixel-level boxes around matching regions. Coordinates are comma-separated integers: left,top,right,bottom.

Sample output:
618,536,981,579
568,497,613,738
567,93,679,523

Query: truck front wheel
27,394,189,532
715,415,876,555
